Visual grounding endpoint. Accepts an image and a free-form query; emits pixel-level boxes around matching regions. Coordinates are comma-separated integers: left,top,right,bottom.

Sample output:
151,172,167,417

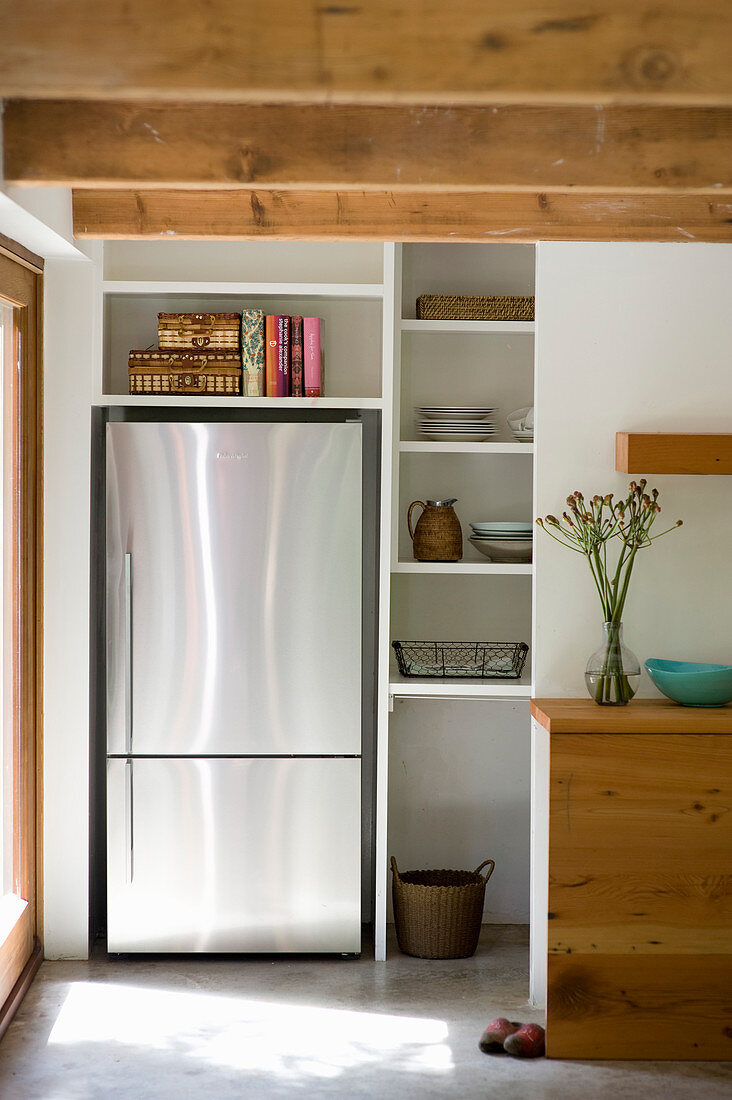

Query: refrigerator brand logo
216,451,249,460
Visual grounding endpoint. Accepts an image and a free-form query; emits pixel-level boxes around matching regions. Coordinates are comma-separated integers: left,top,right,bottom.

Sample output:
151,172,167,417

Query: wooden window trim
0,247,43,1021
0,233,43,277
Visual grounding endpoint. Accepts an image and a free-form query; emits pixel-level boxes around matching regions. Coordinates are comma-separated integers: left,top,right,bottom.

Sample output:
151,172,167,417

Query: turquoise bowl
644,658,732,707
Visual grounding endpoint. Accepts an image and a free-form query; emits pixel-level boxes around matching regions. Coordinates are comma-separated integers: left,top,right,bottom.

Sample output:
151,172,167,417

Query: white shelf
102,280,384,299
393,559,532,575
401,319,534,335
97,395,384,409
389,670,532,700
400,440,533,454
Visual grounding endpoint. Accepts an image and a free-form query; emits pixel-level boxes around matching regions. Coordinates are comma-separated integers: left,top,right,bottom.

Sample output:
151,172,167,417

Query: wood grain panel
7,101,732,191
1,2,730,104
71,189,732,243
0,906,33,1011
547,726,732,1059
532,697,732,733
616,431,732,474
550,734,732,875
549,873,732,954
547,954,732,1059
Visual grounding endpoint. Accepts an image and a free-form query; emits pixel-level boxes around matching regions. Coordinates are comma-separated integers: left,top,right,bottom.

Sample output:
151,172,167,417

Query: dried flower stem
537,481,683,704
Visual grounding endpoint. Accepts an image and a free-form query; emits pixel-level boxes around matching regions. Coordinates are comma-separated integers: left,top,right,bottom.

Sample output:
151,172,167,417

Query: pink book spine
303,317,323,398
276,315,290,397
290,316,304,397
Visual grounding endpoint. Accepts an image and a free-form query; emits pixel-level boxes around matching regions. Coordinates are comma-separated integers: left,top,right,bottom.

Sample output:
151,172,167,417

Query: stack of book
128,311,325,398
245,312,324,398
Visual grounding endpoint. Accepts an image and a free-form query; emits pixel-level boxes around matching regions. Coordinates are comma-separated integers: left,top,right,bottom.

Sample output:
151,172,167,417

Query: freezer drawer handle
124,552,133,755
125,759,134,884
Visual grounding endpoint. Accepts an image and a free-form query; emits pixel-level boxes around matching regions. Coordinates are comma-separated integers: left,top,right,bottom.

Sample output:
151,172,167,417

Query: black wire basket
392,640,529,680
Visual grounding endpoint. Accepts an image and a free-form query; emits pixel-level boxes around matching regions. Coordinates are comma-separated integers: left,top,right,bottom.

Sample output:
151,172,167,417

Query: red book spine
276,315,290,397
265,315,278,396
290,316,303,397
303,317,322,398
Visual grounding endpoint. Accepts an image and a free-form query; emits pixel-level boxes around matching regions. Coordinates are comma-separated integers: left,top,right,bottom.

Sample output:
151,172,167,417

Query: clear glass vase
585,622,641,706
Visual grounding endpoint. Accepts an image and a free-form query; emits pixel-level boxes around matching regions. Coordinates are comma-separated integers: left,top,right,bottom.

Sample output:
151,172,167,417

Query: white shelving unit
377,242,537,960
94,240,536,965
100,395,385,409
388,672,533,699
401,319,535,335
102,280,384,298
97,262,385,405
393,560,532,575
400,441,533,454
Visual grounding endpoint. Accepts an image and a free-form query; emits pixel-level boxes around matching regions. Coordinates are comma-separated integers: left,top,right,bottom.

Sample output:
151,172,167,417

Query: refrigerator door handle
124,552,133,755
125,759,134,885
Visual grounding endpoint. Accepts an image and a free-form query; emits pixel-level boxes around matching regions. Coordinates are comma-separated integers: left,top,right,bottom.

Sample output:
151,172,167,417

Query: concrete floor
0,926,730,1099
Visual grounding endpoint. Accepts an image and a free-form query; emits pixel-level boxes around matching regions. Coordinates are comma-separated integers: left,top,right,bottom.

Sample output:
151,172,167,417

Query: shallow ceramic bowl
644,658,732,707
469,537,533,562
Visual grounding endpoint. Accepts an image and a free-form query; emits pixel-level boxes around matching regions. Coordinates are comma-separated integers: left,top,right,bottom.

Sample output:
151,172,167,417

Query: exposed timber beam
72,189,732,242
1,2,731,106
6,101,732,193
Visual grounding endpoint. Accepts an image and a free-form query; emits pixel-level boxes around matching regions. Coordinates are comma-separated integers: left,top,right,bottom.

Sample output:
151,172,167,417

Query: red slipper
503,1022,545,1058
478,1017,522,1053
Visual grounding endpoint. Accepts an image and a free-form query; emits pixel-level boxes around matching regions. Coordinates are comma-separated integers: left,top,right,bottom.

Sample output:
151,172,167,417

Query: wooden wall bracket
616,432,732,475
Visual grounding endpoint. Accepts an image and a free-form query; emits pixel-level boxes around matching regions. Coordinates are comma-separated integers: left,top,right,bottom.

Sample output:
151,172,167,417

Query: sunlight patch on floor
47,981,453,1080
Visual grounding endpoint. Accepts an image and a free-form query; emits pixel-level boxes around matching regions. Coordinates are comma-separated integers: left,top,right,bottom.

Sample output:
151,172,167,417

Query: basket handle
177,312,216,326
474,858,495,882
390,855,401,881
407,500,426,542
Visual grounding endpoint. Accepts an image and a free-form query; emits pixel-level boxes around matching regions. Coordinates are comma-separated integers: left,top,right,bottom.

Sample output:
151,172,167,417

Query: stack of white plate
469,521,533,562
415,406,497,442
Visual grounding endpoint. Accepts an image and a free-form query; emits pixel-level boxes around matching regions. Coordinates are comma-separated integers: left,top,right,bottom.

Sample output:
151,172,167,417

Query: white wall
530,240,732,1004
42,252,98,957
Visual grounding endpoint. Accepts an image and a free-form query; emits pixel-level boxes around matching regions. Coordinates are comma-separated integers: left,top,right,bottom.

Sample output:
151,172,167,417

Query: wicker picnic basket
128,349,242,395
391,855,495,959
416,294,534,321
157,312,241,350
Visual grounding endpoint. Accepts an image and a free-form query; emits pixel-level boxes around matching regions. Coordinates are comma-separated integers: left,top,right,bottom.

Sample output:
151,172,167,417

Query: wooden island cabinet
531,699,732,1061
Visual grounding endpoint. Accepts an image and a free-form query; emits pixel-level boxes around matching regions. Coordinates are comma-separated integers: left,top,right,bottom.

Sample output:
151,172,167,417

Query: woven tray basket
391,856,495,959
416,294,534,321
158,312,241,350
128,349,242,395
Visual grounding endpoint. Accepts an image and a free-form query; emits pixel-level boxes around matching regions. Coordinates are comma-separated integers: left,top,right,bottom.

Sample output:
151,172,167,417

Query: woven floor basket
416,294,534,321
391,856,495,959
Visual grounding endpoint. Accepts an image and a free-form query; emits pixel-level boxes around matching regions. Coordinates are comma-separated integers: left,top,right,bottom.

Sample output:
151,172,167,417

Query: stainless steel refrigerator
106,421,362,953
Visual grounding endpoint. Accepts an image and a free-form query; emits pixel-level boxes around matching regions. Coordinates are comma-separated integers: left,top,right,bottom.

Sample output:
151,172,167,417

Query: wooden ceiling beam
1,2,731,106
6,101,732,194
72,189,732,242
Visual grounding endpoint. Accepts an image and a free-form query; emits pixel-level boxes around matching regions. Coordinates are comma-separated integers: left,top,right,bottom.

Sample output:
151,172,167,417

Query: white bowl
469,537,533,562
471,521,532,532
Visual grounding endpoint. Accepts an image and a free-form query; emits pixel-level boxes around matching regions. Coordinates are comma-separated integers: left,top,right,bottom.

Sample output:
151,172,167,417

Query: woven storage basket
158,312,241,350
128,349,242,395
416,294,534,321
391,856,495,959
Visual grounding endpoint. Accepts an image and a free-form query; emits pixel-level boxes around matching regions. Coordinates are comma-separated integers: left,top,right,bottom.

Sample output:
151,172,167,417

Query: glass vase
585,622,641,706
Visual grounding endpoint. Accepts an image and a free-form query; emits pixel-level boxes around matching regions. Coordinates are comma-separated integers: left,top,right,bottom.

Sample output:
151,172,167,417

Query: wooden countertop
531,697,732,734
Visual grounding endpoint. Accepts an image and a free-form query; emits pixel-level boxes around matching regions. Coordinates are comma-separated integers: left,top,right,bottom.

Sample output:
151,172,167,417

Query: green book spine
241,309,265,396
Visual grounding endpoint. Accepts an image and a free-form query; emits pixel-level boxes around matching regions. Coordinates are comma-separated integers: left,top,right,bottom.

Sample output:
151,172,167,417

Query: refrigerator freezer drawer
107,756,361,953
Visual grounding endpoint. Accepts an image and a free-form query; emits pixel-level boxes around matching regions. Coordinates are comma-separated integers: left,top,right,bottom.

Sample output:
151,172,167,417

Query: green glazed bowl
644,658,732,707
